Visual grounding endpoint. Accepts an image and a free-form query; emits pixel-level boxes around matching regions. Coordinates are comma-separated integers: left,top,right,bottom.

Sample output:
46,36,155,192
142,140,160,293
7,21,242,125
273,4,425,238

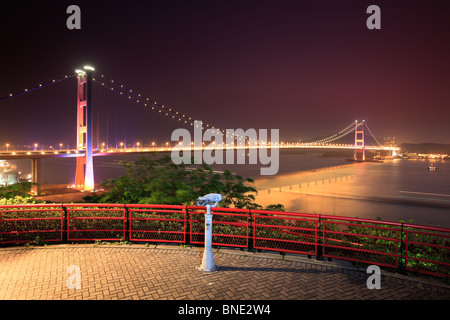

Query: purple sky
1,0,449,147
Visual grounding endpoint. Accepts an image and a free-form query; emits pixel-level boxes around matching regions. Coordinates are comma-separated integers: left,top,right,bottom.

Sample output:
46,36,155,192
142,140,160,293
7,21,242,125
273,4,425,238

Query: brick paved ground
0,244,449,300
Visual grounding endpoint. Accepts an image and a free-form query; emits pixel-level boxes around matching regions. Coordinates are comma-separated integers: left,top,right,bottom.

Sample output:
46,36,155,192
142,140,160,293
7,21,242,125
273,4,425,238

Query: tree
219,170,261,209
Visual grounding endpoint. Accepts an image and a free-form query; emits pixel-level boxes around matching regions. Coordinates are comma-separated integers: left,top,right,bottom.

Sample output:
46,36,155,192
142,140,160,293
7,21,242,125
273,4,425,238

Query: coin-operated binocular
195,193,222,272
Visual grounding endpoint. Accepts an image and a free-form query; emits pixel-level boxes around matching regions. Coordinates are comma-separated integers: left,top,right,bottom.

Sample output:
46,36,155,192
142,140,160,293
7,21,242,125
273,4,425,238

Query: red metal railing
403,223,450,277
320,215,401,269
127,204,186,243
189,207,249,248
0,204,64,244
65,204,126,241
252,210,318,256
0,203,449,278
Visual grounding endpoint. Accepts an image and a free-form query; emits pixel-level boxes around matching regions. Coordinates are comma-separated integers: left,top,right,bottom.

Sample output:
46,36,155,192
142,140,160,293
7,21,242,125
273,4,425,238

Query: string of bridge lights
93,75,197,127
92,74,261,144
0,74,76,102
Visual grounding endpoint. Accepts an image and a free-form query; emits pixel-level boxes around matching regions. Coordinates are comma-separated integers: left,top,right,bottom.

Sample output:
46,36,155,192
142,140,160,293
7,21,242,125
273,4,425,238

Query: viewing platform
0,244,449,300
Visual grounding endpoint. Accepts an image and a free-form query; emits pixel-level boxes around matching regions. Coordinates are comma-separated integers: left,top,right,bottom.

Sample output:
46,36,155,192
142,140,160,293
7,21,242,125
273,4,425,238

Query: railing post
316,213,324,261
398,221,406,274
124,204,129,242
248,209,253,252
62,204,68,244
185,206,191,246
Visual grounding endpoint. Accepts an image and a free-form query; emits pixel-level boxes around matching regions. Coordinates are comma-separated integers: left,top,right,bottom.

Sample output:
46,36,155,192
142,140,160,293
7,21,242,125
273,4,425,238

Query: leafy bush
0,195,36,205
0,182,37,205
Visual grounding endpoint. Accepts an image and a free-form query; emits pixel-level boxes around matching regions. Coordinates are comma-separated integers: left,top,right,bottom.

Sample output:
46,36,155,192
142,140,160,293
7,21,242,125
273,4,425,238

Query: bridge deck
0,145,399,160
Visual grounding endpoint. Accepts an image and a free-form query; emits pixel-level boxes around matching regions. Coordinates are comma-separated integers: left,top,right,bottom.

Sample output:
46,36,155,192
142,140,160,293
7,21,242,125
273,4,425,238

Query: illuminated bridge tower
353,120,366,161
74,66,95,191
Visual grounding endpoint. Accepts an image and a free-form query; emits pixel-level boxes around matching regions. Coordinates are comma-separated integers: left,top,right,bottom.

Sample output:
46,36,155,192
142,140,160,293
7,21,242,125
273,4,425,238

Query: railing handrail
0,204,64,209
251,210,319,219
401,223,450,234
63,203,126,208
125,204,186,209
188,206,250,214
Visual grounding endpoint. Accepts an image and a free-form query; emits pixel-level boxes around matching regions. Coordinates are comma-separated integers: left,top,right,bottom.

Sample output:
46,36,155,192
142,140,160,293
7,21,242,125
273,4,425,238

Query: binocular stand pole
198,204,218,272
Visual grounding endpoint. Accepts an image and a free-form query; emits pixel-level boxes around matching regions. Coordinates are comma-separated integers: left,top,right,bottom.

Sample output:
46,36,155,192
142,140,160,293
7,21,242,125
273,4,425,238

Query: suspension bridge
0,65,399,194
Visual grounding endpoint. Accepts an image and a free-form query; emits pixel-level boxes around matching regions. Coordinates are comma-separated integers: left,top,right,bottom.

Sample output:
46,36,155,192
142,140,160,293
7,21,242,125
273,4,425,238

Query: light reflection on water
253,157,450,228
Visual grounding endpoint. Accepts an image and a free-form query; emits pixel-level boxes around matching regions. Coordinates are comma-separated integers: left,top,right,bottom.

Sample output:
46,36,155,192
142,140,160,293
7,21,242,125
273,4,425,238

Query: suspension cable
0,74,76,102
364,123,382,146
309,121,361,145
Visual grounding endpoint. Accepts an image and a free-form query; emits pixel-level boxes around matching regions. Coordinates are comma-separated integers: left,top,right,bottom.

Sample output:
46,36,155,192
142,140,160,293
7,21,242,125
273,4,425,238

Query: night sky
1,0,449,148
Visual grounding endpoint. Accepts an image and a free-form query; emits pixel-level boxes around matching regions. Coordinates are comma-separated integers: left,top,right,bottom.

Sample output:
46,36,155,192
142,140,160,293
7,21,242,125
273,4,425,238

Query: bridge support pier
74,156,86,189
353,120,366,161
74,66,95,191
31,158,41,195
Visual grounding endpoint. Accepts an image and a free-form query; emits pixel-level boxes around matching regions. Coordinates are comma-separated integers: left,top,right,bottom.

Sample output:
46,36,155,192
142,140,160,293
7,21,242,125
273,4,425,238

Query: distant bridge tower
354,120,365,161
74,66,95,191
